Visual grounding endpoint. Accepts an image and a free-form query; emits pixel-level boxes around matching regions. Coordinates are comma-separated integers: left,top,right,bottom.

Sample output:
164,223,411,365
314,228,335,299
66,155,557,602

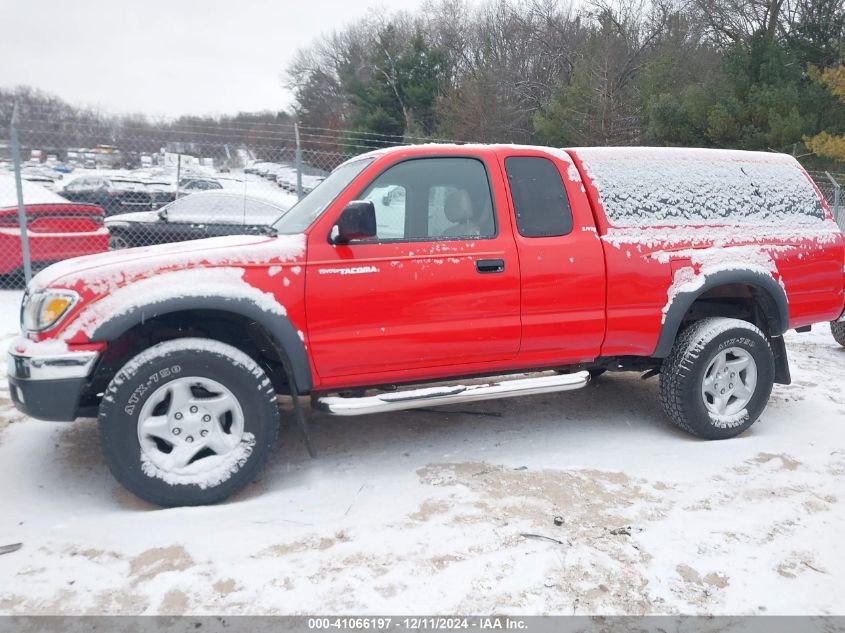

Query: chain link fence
806,171,845,233
0,109,360,287
1,111,844,289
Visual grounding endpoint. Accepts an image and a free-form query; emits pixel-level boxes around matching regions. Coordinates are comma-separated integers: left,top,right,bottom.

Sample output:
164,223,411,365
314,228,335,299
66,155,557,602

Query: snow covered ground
0,287,843,615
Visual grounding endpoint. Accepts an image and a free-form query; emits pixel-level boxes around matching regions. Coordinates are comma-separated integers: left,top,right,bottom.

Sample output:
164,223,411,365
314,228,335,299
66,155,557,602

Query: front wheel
659,317,775,439
98,338,280,506
832,321,845,347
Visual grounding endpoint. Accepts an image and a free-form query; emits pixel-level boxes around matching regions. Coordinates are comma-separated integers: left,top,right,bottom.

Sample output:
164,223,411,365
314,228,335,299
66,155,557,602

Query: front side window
357,157,495,241
505,157,573,237
273,158,374,234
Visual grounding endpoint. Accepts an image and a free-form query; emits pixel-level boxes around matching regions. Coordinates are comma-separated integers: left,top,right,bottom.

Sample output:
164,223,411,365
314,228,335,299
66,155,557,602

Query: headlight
22,290,79,332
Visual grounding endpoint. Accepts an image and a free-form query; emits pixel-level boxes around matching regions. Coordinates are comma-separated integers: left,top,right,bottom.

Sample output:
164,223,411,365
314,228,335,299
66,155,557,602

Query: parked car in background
51,162,74,174
61,176,153,215
20,166,63,191
0,175,108,284
254,163,277,178
143,179,177,209
104,190,289,249
276,171,324,194
244,160,269,174
178,177,223,195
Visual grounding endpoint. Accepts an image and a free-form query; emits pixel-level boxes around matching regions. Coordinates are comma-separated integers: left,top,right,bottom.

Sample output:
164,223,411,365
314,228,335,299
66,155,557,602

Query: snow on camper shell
575,147,826,227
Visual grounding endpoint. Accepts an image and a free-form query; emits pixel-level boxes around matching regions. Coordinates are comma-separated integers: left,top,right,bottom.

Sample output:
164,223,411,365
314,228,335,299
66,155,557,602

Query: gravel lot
0,288,843,615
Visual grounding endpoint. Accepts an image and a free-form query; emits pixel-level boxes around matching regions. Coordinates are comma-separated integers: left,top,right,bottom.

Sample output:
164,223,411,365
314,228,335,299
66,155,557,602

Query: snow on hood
30,233,306,295
62,267,289,341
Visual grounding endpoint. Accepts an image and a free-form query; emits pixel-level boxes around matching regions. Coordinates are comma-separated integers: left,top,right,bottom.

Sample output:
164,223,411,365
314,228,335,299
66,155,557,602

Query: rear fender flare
654,269,789,358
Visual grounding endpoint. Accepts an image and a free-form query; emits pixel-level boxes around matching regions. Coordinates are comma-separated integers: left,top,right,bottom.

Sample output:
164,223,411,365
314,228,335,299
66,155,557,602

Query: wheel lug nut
202,414,211,422
200,430,208,437
190,406,198,413
720,389,726,394
172,427,182,435
186,436,194,443
174,412,183,420
729,383,734,389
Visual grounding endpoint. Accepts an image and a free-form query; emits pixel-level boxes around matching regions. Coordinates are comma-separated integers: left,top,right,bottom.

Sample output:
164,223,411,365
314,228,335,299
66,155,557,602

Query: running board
315,371,590,416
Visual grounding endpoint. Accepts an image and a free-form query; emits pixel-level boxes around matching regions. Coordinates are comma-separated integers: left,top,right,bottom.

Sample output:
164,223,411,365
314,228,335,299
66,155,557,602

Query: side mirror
331,200,376,244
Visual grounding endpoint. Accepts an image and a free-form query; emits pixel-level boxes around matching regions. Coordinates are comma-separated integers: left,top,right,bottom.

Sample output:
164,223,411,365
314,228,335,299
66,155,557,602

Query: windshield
273,158,373,234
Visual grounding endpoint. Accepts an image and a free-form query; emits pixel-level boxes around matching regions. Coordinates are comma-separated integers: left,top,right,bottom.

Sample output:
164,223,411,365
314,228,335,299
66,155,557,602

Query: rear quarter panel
568,150,845,357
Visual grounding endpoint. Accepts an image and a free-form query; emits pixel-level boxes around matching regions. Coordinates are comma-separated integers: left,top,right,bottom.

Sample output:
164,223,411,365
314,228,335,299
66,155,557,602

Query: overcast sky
1,0,427,118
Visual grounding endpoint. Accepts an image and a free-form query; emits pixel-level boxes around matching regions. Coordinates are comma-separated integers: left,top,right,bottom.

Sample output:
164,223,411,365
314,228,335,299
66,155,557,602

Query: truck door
500,152,607,365
305,153,521,384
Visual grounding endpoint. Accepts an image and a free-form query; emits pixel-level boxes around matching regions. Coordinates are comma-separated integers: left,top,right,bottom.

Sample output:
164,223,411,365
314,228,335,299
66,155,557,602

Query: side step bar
315,371,590,416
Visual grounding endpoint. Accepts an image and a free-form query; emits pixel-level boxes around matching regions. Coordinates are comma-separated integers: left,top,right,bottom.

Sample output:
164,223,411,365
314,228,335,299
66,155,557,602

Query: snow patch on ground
1,289,844,616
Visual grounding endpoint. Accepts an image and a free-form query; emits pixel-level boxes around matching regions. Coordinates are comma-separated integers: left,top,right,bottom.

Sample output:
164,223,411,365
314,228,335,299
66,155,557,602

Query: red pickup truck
7,145,845,506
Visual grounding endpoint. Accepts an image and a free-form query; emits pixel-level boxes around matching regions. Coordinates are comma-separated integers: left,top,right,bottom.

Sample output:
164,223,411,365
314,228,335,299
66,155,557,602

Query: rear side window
505,157,573,237
576,148,826,226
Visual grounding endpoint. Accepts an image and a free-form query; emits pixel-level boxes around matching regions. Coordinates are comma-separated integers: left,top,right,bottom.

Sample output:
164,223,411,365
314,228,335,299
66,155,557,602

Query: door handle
476,258,505,274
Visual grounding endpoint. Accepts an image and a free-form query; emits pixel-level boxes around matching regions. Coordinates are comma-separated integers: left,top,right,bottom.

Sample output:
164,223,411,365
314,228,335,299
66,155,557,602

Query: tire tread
832,321,845,347
98,337,280,507
659,317,770,438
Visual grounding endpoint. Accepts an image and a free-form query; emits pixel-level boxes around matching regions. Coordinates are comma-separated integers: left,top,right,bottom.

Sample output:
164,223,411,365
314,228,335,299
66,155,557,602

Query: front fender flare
89,295,312,393
64,266,313,393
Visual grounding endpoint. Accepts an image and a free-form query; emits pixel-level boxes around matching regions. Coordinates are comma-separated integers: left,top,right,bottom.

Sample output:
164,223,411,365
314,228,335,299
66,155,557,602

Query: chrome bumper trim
7,347,99,381
316,371,590,416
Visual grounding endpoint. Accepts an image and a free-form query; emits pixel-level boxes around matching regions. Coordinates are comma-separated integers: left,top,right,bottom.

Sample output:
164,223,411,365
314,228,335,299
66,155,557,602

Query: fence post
294,123,303,201
175,153,182,200
825,171,843,233
10,103,33,285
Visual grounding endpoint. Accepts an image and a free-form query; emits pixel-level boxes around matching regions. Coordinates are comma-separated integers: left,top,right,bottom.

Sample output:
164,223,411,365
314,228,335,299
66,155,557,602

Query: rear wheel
659,318,774,439
98,338,280,506
832,321,845,347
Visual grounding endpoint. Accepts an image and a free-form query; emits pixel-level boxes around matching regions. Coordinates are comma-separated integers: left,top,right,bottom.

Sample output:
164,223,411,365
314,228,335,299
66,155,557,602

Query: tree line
0,86,297,163
287,0,845,166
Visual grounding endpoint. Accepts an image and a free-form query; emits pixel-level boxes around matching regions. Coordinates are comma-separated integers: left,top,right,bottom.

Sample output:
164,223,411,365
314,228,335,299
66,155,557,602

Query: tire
659,317,775,440
98,338,280,506
832,321,845,348
588,368,607,379
108,234,130,250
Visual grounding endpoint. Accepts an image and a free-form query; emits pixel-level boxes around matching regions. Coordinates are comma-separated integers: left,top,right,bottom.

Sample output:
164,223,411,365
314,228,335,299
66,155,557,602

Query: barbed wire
6,106,465,144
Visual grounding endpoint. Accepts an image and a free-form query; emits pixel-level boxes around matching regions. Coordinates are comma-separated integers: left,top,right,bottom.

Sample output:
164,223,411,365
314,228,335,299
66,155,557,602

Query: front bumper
6,339,99,421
